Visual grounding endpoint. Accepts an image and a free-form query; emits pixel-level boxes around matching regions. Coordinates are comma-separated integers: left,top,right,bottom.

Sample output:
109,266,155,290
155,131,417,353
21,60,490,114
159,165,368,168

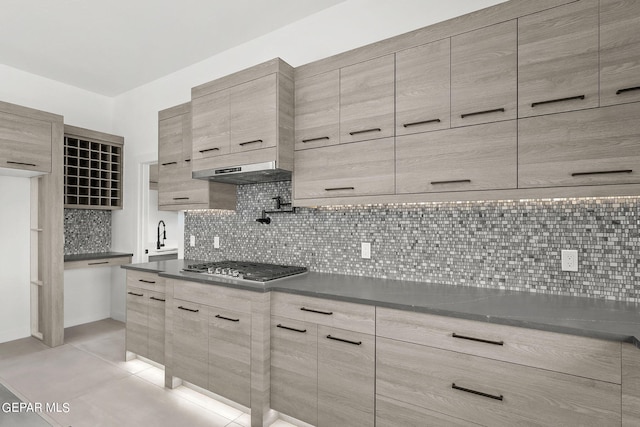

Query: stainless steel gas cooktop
182,260,307,282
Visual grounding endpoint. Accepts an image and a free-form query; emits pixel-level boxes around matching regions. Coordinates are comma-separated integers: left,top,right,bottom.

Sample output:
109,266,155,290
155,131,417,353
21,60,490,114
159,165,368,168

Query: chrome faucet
157,220,166,250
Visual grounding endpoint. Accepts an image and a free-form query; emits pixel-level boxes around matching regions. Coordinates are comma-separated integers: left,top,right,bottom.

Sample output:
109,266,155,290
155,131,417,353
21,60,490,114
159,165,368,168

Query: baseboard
0,326,30,344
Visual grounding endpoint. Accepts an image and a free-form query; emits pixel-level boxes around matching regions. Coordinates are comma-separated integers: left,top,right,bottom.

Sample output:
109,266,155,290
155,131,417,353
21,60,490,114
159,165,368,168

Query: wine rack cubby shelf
63,125,124,209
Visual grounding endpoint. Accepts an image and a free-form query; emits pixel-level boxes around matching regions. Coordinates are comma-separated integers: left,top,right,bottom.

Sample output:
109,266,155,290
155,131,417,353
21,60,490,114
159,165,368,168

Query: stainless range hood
192,161,292,185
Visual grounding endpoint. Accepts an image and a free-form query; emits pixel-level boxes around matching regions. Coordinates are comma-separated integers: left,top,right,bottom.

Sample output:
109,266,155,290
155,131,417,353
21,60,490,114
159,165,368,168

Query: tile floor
0,319,296,427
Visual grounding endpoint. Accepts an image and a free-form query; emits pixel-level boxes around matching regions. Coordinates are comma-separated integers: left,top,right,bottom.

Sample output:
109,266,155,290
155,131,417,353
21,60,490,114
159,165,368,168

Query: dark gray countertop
65,251,133,262
122,259,640,348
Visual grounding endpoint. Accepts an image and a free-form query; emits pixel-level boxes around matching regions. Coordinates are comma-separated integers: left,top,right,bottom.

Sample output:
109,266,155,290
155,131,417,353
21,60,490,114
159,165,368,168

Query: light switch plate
561,249,578,272
361,242,371,259
214,236,220,249
189,235,195,247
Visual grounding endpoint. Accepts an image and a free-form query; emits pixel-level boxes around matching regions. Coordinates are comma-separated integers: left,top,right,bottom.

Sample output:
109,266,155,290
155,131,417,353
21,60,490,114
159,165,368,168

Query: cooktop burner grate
183,260,307,282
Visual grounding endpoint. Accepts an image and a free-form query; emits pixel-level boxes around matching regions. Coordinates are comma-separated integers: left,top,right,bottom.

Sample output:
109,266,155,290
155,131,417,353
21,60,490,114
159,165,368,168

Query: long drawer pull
452,383,503,401
302,136,330,143
531,95,585,108
178,306,199,313
173,197,189,200
431,179,471,185
277,324,307,333
88,261,109,265
349,128,381,136
199,147,220,153
403,119,441,128
185,159,191,162
215,314,240,322
138,279,156,284
127,292,143,297
326,335,362,346
238,139,263,146
324,187,355,192
150,296,165,302
452,333,504,346
460,108,504,119
300,307,333,315
571,169,632,177
616,86,640,95
7,160,38,167
161,161,177,166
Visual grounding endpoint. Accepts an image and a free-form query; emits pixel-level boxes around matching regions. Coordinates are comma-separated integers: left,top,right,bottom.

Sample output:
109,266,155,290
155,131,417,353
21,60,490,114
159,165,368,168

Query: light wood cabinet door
377,337,621,426
340,54,395,143
172,300,208,390
600,0,640,106
229,74,277,153
519,103,640,188
158,164,209,207
270,317,318,426
208,308,251,406
396,39,450,136
192,88,230,159
396,121,517,194
518,0,599,117
451,20,517,127
377,395,477,427
294,137,395,200
125,286,148,358
295,70,340,150
147,290,166,365
158,114,183,167
0,111,52,174
622,343,640,426
317,326,375,427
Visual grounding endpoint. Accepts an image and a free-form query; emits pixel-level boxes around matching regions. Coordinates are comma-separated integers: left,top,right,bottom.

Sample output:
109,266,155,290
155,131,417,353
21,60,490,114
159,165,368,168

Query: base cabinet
172,300,208,390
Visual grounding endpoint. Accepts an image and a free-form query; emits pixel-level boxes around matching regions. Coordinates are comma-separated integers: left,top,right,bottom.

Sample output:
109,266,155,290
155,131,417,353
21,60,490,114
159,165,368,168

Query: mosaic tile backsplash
184,181,640,303
64,209,111,255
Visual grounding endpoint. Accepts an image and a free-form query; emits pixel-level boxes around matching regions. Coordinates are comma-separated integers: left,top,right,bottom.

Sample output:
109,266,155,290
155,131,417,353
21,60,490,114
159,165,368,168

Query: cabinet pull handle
173,197,189,200
431,179,471,185
452,333,504,346
128,292,143,297
215,314,239,322
138,279,156,284
324,187,355,192
150,296,165,302
460,108,504,119
239,139,263,146
302,136,330,143
161,161,177,166
185,158,191,162
178,306,199,313
277,324,307,333
349,128,381,136
571,169,632,177
199,147,219,153
326,335,362,346
616,86,640,95
7,160,38,167
403,119,441,128
300,307,333,315
531,95,585,108
88,261,109,265
452,383,503,401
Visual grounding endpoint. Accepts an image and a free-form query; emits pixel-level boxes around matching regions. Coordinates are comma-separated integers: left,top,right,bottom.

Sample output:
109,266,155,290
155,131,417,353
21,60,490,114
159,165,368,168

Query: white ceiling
0,0,346,96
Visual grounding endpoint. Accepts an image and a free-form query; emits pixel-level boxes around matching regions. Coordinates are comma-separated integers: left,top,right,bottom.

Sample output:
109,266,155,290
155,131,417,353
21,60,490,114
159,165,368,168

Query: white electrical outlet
189,235,195,247
214,236,220,249
361,242,371,259
561,249,578,272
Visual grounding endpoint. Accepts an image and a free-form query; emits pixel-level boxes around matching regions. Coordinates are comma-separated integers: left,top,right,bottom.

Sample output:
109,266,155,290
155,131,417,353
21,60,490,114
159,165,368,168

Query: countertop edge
65,252,133,262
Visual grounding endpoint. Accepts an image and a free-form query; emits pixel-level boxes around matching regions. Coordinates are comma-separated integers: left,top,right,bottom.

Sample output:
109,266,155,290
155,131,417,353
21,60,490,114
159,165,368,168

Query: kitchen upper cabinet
395,39,450,136
294,137,395,200
0,101,59,176
451,20,517,127
396,121,517,194
158,102,236,211
600,0,640,107
518,0,599,117
340,54,395,143
519,102,640,188
191,58,294,175
294,70,340,150
172,300,209,390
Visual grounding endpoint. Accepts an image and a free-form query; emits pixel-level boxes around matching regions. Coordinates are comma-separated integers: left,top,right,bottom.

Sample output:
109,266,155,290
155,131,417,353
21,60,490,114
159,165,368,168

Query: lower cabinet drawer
172,300,208,390
126,270,164,292
376,337,621,426
270,316,318,426
317,326,375,427
376,394,478,427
